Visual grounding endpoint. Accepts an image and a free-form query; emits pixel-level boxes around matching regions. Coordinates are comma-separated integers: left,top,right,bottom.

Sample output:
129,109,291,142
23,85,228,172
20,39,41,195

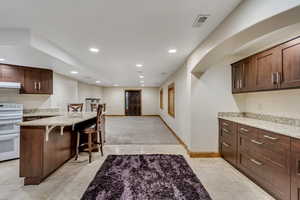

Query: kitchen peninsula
19,112,97,185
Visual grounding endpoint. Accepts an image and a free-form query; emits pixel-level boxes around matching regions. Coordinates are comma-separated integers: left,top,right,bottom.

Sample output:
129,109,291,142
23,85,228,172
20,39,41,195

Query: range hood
0,82,21,89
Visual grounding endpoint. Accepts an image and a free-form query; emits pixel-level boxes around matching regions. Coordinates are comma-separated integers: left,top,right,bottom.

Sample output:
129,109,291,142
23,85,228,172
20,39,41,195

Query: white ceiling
0,0,241,87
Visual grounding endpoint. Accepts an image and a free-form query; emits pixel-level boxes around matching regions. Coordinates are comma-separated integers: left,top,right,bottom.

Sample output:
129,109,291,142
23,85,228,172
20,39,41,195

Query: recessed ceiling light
71,71,78,74
96,80,101,83
113,84,119,87
168,49,177,54
139,75,144,79
89,48,99,53
136,64,143,67
0,58,5,61
140,80,144,83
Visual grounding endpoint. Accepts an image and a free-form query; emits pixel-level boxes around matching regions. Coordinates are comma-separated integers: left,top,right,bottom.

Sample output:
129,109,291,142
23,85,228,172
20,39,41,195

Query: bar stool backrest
68,103,83,112
96,104,103,132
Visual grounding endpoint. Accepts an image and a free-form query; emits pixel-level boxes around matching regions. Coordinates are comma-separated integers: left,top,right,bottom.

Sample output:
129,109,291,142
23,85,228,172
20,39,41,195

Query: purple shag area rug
81,154,212,200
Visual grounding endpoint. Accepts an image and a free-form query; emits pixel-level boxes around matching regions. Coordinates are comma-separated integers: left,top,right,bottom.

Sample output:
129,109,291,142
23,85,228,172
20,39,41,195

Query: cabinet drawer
239,151,266,180
258,129,290,148
239,133,290,172
239,150,290,200
238,124,257,138
220,119,234,130
220,140,236,166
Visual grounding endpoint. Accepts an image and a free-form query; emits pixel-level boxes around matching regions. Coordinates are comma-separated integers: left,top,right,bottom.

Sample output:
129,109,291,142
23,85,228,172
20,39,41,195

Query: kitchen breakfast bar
19,113,97,185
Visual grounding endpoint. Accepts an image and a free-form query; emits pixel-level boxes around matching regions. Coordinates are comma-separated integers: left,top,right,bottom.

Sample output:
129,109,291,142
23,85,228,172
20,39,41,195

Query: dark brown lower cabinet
20,126,76,185
219,119,291,200
291,138,300,200
219,119,237,166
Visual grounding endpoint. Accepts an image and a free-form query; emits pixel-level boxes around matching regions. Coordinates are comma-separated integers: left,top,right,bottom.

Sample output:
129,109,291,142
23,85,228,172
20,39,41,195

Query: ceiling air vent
193,15,209,27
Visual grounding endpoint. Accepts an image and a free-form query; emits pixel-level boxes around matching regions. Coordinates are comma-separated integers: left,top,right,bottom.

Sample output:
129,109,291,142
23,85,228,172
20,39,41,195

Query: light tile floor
0,145,274,200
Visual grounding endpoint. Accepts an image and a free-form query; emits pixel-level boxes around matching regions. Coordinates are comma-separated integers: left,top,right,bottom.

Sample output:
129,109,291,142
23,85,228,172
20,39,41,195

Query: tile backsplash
218,112,300,127
23,108,60,114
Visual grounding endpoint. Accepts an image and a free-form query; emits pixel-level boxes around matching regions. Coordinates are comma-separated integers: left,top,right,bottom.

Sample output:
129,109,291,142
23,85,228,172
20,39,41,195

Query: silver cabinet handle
251,139,264,145
38,82,41,90
276,72,281,85
240,128,249,132
240,79,243,89
34,82,37,90
236,80,240,89
222,128,229,133
271,72,276,84
250,158,263,166
223,122,229,126
263,135,278,140
222,142,230,147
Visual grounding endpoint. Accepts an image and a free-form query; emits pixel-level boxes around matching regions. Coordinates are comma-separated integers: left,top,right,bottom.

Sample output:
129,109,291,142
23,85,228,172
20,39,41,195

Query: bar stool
67,103,83,112
75,104,104,163
101,103,106,143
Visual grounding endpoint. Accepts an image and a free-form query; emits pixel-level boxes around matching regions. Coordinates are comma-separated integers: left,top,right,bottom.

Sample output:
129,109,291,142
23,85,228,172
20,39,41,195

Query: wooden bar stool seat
75,104,104,163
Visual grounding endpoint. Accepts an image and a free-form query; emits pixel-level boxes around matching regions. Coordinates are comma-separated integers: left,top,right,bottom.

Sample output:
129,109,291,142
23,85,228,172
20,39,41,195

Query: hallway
105,116,179,144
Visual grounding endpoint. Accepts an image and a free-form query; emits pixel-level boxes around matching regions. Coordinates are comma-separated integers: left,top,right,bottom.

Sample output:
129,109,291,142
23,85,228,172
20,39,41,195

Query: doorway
125,90,141,116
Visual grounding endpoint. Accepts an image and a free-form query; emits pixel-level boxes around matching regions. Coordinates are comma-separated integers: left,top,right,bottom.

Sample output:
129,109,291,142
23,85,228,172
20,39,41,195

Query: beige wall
78,82,103,103
103,87,159,115
159,65,191,146
0,72,103,111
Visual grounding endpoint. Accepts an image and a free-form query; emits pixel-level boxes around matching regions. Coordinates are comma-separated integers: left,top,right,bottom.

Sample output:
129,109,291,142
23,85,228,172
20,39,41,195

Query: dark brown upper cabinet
232,61,244,93
253,47,281,91
232,57,255,93
232,36,300,94
23,68,53,94
279,37,300,89
0,64,53,95
0,64,24,88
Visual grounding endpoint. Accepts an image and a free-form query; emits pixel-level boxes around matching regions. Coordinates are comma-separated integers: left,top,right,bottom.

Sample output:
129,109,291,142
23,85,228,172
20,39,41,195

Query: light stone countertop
219,116,300,139
23,112,63,117
20,112,97,127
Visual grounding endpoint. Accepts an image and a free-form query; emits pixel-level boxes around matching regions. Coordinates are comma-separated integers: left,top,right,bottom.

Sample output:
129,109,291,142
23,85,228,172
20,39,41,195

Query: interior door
125,90,141,116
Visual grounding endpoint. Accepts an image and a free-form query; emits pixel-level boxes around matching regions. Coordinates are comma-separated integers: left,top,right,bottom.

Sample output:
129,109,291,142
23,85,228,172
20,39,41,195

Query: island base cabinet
20,126,76,185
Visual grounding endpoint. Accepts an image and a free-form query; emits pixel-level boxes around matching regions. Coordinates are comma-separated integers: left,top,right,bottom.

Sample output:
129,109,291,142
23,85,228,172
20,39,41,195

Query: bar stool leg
88,133,92,163
98,131,103,156
75,131,80,160
103,116,106,143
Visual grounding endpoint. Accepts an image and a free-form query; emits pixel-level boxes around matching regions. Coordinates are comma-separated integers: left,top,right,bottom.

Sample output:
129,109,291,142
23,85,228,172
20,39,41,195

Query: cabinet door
242,57,256,92
0,64,24,85
279,37,300,89
39,69,53,94
291,138,300,200
232,62,244,93
254,47,281,91
232,58,255,93
23,69,40,94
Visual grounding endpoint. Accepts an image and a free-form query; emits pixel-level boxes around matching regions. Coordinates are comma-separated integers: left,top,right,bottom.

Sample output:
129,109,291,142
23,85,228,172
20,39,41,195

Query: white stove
0,103,23,161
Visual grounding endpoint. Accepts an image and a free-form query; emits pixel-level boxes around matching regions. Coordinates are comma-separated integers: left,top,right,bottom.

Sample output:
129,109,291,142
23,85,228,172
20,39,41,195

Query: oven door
0,134,19,161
